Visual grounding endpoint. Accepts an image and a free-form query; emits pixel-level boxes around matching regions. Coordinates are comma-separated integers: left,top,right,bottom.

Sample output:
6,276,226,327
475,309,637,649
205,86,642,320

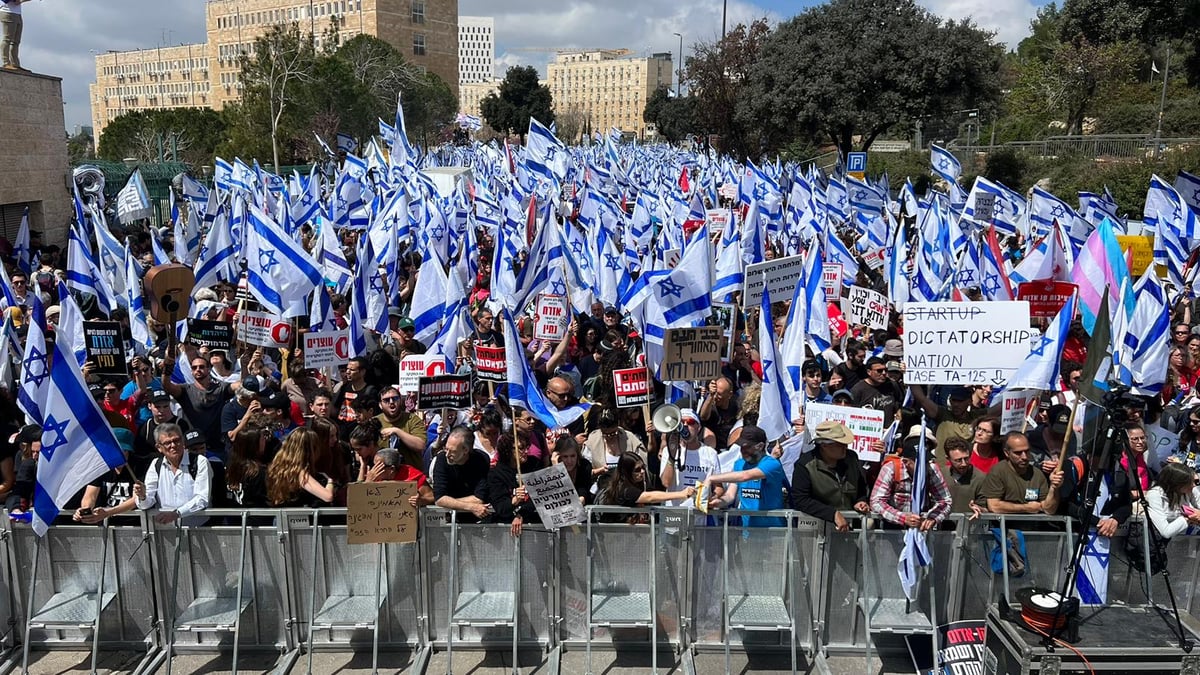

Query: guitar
143,263,195,325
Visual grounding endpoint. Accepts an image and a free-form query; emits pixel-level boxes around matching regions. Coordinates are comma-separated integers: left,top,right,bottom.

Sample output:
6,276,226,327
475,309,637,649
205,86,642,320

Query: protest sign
974,193,996,222
822,263,844,299
1000,390,1036,434
613,368,651,408
347,481,418,544
844,286,890,330
661,327,723,382
743,254,804,307
303,330,350,370
474,344,507,383
706,208,731,234
521,463,585,530
663,248,681,269
399,354,446,393
902,302,1037,386
82,321,126,376
534,294,569,341
861,248,887,270
187,319,233,352
1117,235,1155,276
906,620,987,675
804,402,886,462
239,310,292,348
828,303,849,338
1146,423,1182,470
416,374,472,410
1016,281,1078,320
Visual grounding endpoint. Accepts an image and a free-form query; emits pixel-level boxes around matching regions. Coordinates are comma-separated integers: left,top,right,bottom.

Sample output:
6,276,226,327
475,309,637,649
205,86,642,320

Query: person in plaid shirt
870,426,952,531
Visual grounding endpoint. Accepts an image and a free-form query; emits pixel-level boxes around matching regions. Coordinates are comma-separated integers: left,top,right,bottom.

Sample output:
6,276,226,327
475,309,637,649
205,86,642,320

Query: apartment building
546,49,672,137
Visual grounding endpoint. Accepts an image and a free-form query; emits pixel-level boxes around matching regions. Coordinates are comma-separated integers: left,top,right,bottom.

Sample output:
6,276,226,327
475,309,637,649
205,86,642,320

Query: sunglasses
381,397,400,404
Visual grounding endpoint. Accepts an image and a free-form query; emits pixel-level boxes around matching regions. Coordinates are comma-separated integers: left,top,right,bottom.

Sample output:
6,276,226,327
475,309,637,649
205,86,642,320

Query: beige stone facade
91,0,459,146
546,50,673,137
0,70,71,246
458,79,499,119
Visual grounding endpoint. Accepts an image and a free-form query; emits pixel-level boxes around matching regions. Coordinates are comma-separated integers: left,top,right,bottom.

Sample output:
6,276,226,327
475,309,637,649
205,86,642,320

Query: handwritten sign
303,330,350,369
346,481,417,544
1147,423,1182,470
399,354,446,393
902,302,1037,386
520,463,585,530
822,263,844,299
613,368,651,408
416,374,472,410
804,402,886,462
239,310,292,348
743,254,805,307
1117,235,1155,276
474,345,507,383
844,285,890,330
1000,390,1036,435
974,193,995,222
534,294,569,341
661,327,723,382
187,319,233,352
1017,281,1077,319
83,321,126,375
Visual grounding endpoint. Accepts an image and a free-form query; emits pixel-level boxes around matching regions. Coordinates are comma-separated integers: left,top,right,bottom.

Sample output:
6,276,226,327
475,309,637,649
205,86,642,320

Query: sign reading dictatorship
902,302,1037,386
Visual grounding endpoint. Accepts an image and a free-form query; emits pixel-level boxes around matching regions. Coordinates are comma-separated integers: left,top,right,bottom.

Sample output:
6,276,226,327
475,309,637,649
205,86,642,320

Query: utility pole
1154,44,1170,161
673,32,683,96
722,0,727,39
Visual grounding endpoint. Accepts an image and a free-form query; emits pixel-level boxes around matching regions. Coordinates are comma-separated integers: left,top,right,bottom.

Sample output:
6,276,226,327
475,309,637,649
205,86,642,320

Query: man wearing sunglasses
376,385,427,469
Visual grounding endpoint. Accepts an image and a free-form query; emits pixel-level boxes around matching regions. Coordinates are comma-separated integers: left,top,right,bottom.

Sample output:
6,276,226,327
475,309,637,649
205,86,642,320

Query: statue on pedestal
1,0,30,72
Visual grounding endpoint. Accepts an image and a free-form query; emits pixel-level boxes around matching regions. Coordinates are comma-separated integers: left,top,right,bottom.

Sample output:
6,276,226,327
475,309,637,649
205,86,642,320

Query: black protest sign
187,319,234,352
83,321,127,375
416,374,472,410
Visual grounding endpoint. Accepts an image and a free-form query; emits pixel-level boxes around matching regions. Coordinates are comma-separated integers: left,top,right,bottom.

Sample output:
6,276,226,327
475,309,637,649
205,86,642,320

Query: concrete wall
0,69,70,246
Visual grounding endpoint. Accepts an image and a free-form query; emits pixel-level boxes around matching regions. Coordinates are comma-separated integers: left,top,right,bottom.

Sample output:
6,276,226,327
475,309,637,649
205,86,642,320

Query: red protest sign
474,345,507,383
613,367,651,408
1017,281,1077,319
828,303,848,338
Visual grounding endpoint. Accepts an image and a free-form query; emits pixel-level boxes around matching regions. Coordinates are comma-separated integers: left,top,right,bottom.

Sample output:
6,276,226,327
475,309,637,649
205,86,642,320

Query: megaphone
652,404,682,434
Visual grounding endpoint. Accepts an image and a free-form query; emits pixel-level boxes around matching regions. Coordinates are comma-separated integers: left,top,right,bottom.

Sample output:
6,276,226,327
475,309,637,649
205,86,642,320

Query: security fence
0,508,1196,675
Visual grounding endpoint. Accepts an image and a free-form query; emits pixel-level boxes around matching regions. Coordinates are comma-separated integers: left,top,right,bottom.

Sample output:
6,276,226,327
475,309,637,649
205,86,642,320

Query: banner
416,374,472,410
347,481,418,544
474,344,507,383
239,310,292,348
186,319,233,352
520,463,585,529
303,330,350,370
1000,390,1036,434
661,327,723,382
743,254,804,307
534,294,570,341
902,302,1037,386
705,208,731,234
906,620,987,675
1017,281,1078,320
844,285,890,330
822,263,844,299
613,367,651,408
82,321,127,376
398,354,447,393
804,401,886,462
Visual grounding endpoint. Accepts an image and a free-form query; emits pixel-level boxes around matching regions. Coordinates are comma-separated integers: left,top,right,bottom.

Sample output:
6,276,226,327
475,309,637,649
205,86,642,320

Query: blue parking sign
846,152,867,174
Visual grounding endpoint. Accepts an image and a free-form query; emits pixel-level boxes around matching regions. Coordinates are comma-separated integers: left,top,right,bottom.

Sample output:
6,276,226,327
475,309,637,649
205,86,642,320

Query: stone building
545,50,673,137
0,70,71,246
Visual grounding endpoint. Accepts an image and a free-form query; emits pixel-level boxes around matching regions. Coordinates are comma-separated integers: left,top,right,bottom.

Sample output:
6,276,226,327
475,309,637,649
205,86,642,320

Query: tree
1008,38,1139,135
67,129,95,163
239,22,316,169
1016,3,1064,62
736,0,1003,156
480,65,553,140
332,35,424,140
555,104,588,144
683,19,772,157
400,72,458,147
643,86,699,144
97,108,227,165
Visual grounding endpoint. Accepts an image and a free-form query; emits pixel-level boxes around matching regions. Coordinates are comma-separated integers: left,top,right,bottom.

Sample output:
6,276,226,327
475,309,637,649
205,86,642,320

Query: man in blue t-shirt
703,425,788,527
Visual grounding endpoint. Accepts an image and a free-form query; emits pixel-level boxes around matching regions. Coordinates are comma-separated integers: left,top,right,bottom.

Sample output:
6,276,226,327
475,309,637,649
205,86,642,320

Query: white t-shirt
659,445,720,507
0,1,22,15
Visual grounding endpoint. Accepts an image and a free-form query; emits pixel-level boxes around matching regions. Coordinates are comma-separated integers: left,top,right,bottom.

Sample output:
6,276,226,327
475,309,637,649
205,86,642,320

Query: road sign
847,152,867,179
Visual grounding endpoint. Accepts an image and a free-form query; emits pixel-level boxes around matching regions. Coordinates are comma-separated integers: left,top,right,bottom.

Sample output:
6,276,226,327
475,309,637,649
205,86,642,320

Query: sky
17,0,1048,133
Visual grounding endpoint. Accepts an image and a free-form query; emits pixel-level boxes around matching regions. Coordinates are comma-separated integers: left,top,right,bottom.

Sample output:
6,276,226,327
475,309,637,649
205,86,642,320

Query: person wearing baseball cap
869,428,952,530
659,408,720,514
702,425,788,527
910,384,988,464
790,421,870,532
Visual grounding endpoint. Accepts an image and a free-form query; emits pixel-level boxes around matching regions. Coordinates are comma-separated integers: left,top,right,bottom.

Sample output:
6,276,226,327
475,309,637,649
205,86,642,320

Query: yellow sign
1115,235,1157,277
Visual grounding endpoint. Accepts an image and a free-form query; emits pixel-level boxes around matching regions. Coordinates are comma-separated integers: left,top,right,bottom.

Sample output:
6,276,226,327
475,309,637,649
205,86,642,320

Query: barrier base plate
30,592,116,627
175,596,253,630
859,597,932,634
591,592,652,626
452,591,515,625
728,595,791,629
313,594,384,628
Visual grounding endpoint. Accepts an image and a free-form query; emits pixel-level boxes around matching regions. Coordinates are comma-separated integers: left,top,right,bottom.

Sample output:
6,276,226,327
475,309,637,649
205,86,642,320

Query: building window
413,33,426,56
412,0,425,24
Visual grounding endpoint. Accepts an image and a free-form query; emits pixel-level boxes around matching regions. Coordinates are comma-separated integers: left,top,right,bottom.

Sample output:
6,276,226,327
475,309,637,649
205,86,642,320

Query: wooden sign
346,481,418,544
661,326,723,382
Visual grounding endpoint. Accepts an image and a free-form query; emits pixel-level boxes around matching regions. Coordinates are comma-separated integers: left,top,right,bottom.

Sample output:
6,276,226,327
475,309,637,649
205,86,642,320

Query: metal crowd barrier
0,507,1197,675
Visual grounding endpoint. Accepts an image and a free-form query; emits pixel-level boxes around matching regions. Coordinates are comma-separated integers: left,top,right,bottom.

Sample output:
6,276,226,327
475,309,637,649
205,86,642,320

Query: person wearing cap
161,345,247,456
910,384,987,464
659,408,721,511
790,421,870,531
978,432,1062,515
703,425,788,527
136,422,212,525
133,388,194,479
74,428,140,523
830,389,855,407
262,389,300,439
869,427,952,530
882,339,904,362
851,357,904,427
1027,403,1074,475
4,424,39,512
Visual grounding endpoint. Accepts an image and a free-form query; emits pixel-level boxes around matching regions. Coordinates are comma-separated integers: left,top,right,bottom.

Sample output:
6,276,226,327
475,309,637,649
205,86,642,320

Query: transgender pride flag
1071,218,1132,335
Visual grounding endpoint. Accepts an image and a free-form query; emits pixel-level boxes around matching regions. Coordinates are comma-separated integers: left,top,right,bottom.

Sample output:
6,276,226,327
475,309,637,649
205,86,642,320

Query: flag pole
1055,397,1081,472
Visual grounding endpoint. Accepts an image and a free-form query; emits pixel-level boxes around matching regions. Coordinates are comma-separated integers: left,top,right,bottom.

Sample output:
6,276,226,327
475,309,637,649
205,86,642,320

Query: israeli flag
930,144,961,186
116,169,153,225
180,173,209,205
56,282,88,367
757,275,793,441
17,294,48,425
1076,477,1112,606
243,204,322,318
336,132,358,154
193,209,238,291
501,308,590,429
32,338,128,535
525,117,567,185
1008,293,1076,391
898,415,932,600
14,207,31,275
124,244,153,351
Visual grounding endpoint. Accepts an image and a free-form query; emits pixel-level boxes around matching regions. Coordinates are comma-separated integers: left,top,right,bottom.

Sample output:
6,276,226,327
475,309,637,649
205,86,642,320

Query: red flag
526,194,538,247
678,166,690,195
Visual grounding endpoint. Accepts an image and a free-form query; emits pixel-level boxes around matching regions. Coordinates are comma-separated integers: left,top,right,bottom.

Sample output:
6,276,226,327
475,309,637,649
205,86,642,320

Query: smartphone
79,508,93,517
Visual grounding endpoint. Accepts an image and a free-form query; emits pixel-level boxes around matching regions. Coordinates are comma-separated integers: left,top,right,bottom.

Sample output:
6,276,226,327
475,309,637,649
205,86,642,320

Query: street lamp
673,32,683,97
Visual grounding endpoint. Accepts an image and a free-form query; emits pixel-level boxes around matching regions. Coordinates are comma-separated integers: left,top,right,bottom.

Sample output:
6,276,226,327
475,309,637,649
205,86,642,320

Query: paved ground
10,647,917,674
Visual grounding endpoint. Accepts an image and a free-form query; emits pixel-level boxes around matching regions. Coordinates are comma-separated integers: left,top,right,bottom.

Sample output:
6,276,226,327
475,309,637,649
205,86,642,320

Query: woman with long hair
309,415,350,486
968,417,1002,474
1164,346,1197,404
487,433,544,535
1175,407,1200,471
599,452,695,521
226,425,270,507
551,436,594,504
1145,462,1200,539
267,427,336,507
348,418,385,483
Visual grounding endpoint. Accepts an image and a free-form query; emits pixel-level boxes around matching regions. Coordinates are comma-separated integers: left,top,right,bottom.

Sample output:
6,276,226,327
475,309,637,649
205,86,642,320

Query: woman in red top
968,417,1002,474
1164,346,1197,404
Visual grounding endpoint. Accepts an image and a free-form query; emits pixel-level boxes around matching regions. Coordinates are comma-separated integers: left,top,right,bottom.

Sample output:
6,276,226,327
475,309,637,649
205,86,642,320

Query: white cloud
919,0,1039,48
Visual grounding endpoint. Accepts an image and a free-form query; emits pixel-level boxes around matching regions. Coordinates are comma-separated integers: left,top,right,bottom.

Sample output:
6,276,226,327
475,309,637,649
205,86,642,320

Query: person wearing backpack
135,423,211,526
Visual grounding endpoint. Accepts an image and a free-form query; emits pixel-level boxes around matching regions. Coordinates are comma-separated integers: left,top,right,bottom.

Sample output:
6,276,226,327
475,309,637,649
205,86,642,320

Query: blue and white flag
193,209,238,291
501,307,590,428
56,282,88,367
32,338,128,535
243,204,322,318
1006,293,1077,391
116,169,153,224
930,144,961,187
65,226,116,315
886,220,910,310
1076,478,1112,606
757,275,793,441
124,244,153,351
525,117,567,185
898,415,932,600
1124,269,1170,396
17,293,48,425
964,176,1026,237
410,248,449,345
336,132,358,154
14,207,31,275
